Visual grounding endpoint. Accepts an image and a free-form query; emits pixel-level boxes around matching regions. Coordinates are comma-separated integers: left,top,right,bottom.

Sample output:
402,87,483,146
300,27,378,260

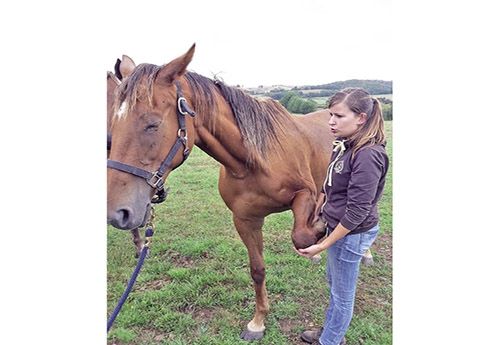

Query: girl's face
328,101,366,139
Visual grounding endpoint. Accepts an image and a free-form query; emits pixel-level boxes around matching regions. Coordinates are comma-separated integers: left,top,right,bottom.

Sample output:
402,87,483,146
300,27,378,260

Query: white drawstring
320,139,346,214
327,140,346,186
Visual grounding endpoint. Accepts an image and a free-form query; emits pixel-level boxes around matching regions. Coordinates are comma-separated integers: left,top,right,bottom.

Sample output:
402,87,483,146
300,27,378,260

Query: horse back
291,109,332,187
294,109,332,158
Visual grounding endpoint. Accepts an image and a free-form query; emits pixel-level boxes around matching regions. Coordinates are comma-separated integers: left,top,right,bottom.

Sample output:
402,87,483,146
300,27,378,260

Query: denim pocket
342,225,379,262
358,225,379,253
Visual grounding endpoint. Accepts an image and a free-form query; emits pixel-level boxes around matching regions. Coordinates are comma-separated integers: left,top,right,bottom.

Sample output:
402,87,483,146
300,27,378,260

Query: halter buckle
146,172,164,190
177,96,196,117
177,97,189,115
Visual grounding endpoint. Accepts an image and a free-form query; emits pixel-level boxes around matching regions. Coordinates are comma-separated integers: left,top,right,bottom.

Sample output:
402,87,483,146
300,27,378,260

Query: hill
304,79,392,94
244,79,392,99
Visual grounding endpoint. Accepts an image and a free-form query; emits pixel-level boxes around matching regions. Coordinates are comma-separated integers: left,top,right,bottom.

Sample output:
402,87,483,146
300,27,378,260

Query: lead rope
107,207,156,333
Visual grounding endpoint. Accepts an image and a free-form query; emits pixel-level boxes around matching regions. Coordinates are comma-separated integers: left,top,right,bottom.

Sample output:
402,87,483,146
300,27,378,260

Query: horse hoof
310,254,322,263
135,248,150,259
240,327,265,341
361,256,374,266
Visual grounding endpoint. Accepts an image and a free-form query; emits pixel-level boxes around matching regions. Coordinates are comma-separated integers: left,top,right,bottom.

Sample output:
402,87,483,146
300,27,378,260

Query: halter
107,81,196,203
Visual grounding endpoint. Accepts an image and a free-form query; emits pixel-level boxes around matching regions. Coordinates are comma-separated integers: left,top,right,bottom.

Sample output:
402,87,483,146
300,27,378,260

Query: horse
107,55,144,257
107,43,372,341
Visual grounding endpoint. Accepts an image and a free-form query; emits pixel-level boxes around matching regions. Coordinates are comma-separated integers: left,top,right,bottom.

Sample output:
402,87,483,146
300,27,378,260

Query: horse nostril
118,207,130,223
109,207,133,230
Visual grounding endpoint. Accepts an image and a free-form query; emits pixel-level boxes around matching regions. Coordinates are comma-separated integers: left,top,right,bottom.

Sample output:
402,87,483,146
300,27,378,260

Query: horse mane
113,63,162,120
184,72,298,168
113,64,298,168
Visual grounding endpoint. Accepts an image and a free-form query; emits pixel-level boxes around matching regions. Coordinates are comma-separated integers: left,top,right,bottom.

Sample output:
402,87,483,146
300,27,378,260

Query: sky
98,0,393,87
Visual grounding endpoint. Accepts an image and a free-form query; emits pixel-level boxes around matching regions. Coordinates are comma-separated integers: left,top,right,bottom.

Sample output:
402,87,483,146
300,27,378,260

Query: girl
295,88,389,345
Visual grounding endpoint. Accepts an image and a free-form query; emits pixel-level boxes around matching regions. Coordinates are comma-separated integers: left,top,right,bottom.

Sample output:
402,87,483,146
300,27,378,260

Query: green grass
107,121,392,344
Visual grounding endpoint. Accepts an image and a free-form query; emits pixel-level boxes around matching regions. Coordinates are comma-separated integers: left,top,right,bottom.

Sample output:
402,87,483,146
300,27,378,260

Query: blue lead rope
107,227,154,332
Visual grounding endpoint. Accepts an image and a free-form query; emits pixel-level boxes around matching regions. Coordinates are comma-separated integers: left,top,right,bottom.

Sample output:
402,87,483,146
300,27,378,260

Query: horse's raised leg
361,248,374,266
290,190,324,249
233,216,269,341
131,228,144,258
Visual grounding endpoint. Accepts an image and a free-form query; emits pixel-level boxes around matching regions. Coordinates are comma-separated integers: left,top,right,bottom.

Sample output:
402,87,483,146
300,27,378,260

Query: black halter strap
107,81,196,203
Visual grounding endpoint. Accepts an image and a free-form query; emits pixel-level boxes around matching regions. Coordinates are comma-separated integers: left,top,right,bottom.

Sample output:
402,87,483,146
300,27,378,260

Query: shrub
280,92,318,114
382,102,392,121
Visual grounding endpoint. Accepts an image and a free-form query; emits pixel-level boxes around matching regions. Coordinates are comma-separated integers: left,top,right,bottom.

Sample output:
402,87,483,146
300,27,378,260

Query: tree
279,92,318,114
300,99,318,114
382,103,392,121
280,92,297,109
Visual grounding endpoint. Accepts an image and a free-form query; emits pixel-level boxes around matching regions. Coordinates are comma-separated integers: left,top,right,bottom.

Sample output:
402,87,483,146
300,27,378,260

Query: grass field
107,121,392,344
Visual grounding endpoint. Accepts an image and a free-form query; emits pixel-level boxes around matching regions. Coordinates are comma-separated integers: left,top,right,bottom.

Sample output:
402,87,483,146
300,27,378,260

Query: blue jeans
319,224,379,345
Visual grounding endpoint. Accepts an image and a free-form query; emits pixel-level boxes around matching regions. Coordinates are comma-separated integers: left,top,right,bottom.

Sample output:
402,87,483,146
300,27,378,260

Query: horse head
107,44,196,230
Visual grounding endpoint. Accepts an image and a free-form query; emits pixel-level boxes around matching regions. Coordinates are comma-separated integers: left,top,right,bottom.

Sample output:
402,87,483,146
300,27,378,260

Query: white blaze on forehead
117,101,127,119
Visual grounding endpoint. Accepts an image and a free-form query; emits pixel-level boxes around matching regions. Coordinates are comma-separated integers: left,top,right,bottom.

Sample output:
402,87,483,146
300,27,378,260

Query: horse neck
187,87,249,178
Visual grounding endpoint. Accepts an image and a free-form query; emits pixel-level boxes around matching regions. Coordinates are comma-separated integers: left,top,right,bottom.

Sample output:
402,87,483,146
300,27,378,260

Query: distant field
374,94,392,100
309,94,392,110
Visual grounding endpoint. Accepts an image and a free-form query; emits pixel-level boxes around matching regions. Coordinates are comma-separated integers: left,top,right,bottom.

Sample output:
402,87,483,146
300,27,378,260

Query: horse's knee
291,218,326,249
251,266,266,285
292,228,322,249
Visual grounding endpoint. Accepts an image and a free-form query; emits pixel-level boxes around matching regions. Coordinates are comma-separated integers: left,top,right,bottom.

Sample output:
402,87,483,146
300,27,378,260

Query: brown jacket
321,140,389,235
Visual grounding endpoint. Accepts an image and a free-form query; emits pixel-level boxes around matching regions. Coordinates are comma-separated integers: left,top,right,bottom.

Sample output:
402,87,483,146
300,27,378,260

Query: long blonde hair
328,88,386,157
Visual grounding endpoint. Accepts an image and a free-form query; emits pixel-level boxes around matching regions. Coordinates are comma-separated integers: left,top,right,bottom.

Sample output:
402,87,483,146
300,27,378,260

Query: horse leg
233,216,269,341
361,248,374,266
290,190,324,249
131,228,144,258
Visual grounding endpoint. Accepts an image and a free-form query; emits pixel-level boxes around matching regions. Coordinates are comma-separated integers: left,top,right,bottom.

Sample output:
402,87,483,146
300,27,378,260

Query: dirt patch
371,230,393,264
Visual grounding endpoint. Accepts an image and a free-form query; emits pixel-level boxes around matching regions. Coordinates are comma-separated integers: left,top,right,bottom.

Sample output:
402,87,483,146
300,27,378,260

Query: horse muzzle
108,202,151,230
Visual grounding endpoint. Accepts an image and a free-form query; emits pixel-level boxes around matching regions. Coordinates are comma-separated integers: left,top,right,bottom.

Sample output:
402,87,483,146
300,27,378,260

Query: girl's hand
294,244,323,259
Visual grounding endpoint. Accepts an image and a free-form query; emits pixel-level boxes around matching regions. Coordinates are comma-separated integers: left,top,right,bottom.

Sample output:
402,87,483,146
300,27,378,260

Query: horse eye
145,121,162,132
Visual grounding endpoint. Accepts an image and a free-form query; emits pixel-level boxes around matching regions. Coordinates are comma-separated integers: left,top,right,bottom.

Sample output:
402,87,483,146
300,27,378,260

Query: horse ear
120,55,136,78
113,58,123,80
158,43,196,85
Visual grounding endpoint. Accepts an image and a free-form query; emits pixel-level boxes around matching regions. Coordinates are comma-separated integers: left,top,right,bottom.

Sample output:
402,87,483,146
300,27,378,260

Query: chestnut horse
107,56,144,257
107,44,372,340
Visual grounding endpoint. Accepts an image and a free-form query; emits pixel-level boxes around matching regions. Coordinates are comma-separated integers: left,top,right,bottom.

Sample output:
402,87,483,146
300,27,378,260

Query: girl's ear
357,112,367,125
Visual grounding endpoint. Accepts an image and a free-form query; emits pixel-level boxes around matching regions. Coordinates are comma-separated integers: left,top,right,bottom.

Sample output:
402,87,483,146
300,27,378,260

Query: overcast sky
100,0,392,87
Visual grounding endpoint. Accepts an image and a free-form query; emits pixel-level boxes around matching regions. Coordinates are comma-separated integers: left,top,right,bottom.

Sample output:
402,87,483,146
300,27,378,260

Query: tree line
272,79,392,119
279,91,392,120
279,92,318,114
379,97,392,121
252,79,392,101
304,79,392,95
